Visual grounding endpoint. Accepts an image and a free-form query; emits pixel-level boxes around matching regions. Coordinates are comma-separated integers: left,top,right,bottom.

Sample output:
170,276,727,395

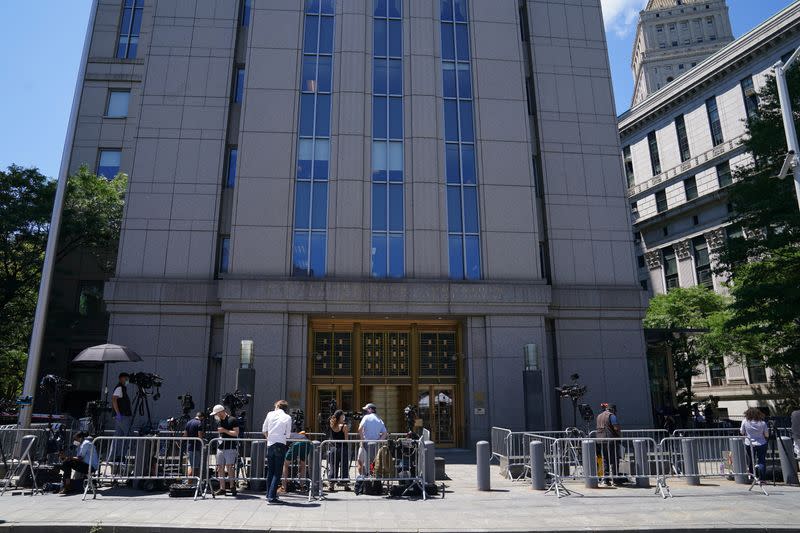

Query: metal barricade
588,429,668,443
522,433,562,479
0,428,48,463
0,435,40,496
490,427,510,462
319,438,426,499
673,428,740,439
546,437,661,498
206,437,319,502
82,436,205,500
656,436,766,497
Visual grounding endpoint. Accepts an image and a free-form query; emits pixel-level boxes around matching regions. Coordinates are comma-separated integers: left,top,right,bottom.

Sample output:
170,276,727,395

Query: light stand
773,47,800,211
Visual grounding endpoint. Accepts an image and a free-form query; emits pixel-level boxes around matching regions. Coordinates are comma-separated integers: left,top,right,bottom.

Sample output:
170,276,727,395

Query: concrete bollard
530,440,546,490
424,440,436,484
477,440,490,491
681,438,700,486
582,440,598,489
250,440,266,491
777,436,799,485
729,437,748,484
633,439,650,488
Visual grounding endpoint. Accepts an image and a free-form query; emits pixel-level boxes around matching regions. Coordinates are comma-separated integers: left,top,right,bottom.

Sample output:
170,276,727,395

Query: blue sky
0,0,795,179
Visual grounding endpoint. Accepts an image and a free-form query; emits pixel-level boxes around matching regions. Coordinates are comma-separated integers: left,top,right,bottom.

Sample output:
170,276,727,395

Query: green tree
644,286,731,413
0,165,126,403
715,65,800,381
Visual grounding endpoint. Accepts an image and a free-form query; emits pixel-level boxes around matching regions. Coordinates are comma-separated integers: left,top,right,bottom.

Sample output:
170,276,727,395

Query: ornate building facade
620,2,800,417
631,0,733,106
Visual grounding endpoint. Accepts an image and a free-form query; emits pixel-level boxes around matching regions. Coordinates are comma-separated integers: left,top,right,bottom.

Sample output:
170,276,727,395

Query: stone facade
620,2,800,416
60,0,652,443
631,0,733,106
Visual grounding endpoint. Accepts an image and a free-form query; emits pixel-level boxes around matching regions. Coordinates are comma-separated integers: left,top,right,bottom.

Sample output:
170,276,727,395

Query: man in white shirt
357,403,388,475
262,400,292,503
58,432,99,494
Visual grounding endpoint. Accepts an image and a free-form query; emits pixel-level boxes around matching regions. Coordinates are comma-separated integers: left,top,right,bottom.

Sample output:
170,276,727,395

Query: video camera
177,393,195,415
129,372,164,399
555,373,587,402
39,374,72,393
221,390,250,412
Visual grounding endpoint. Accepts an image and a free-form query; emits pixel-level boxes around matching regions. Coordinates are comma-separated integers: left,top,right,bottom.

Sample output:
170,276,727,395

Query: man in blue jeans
262,400,292,504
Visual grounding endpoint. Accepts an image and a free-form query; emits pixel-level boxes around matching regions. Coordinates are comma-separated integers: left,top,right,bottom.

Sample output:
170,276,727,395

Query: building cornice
620,2,800,136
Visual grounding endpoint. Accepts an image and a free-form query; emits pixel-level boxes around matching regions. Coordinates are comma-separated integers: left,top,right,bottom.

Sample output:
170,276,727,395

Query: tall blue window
233,68,245,103
225,147,238,188
371,0,404,278
116,0,143,59
293,0,335,277
240,0,252,27
441,0,480,280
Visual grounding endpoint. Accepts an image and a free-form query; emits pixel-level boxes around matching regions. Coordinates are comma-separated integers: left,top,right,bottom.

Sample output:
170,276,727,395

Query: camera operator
211,404,239,496
183,411,206,484
58,432,98,495
262,400,292,504
111,372,132,436
596,403,622,486
357,403,388,476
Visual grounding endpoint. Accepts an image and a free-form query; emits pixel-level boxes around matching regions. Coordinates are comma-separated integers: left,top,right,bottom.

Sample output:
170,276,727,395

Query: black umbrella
72,344,142,363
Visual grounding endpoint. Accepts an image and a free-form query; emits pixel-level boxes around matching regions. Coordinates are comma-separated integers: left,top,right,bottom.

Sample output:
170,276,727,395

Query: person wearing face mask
211,404,240,496
58,432,99,494
111,372,133,436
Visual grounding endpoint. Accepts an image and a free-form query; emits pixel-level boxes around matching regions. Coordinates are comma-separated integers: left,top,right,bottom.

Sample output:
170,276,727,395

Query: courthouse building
620,1,800,416
60,0,652,444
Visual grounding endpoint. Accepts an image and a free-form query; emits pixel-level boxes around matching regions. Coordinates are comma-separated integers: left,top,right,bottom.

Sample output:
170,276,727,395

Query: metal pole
730,437,748,484
774,58,800,211
18,0,100,428
777,436,799,485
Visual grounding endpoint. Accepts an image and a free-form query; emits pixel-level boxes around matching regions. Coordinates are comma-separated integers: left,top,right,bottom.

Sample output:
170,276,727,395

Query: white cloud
601,0,647,37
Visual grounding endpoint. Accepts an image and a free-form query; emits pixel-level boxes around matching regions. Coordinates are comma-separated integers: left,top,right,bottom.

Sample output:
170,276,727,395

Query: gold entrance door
417,386,456,445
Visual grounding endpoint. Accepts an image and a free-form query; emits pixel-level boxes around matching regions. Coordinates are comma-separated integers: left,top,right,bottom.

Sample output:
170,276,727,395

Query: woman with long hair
327,410,350,491
740,407,769,481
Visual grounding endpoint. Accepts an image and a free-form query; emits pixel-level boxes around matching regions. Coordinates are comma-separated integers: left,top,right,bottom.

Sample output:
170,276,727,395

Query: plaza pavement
0,454,799,533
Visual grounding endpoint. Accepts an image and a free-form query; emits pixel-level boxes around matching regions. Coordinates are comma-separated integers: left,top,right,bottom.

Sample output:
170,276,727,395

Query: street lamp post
17,0,100,428
773,47,800,211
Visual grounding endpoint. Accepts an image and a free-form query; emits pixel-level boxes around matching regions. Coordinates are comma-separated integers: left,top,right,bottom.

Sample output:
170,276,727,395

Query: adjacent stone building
631,0,733,106
620,1,800,417
59,0,652,444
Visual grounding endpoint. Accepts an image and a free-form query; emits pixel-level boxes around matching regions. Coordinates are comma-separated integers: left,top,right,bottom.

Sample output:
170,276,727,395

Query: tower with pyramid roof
631,0,733,105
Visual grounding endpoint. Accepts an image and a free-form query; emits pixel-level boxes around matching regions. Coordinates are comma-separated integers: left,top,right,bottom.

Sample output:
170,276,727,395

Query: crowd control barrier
544,437,661,498
83,436,205,500
0,435,40,496
206,437,320,502
319,438,427,499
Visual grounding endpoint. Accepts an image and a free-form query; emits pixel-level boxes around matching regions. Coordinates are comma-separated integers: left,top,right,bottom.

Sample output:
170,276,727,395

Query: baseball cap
211,404,226,416
362,403,377,411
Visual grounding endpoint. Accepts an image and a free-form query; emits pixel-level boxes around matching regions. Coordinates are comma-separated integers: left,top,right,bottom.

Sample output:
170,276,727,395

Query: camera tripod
129,385,155,435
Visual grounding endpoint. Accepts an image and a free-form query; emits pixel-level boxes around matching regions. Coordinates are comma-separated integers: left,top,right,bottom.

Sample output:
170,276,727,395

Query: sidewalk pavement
0,461,799,532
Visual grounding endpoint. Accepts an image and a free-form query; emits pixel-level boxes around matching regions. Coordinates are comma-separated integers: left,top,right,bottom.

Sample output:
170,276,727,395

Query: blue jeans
266,443,287,500
750,443,767,479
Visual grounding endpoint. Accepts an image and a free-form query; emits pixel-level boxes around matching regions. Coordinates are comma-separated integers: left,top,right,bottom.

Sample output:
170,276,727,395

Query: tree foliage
644,286,731,411
0,165,126,403
715,65,800,378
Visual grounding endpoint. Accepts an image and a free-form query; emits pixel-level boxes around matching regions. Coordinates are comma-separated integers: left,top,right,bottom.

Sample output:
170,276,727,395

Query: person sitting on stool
59,432,98,494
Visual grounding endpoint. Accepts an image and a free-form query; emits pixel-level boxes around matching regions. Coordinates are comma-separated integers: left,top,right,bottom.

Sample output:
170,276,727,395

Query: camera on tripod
221,390,250,412
39,374,72,394
555,373,587,402
177,393,195,415
129,372,164,400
